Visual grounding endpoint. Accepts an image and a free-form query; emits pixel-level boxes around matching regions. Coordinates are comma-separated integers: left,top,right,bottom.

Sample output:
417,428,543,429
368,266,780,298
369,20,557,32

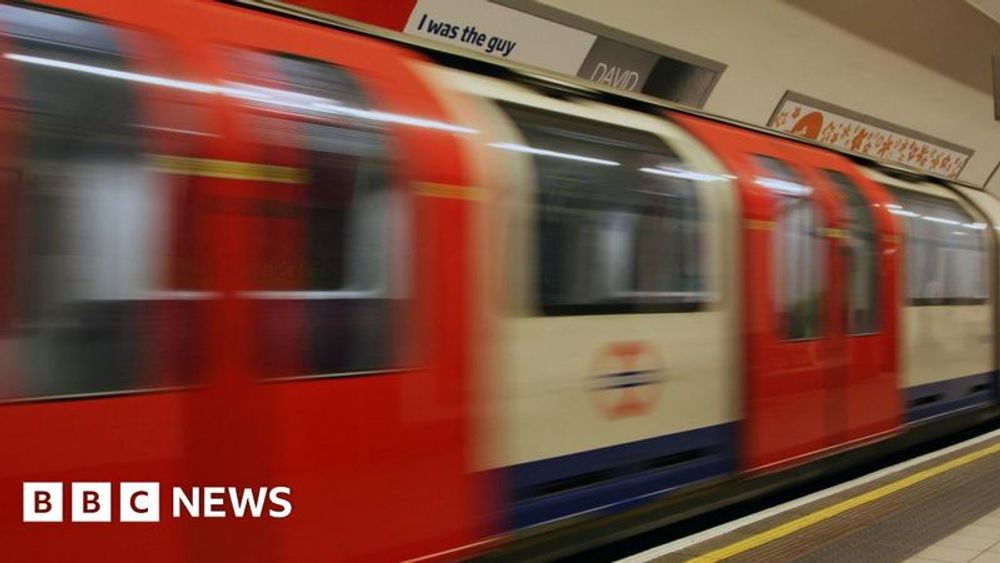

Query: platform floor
625,429,1000,562
909,510,1000,562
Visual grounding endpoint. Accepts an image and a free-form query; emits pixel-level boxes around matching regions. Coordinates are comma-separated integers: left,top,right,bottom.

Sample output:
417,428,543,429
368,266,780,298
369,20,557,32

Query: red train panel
672,112,901,470
789,142,902,444
0,1,490,561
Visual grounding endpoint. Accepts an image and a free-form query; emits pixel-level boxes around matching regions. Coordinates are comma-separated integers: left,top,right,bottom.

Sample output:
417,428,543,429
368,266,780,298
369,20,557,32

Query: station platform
623,429,1000,563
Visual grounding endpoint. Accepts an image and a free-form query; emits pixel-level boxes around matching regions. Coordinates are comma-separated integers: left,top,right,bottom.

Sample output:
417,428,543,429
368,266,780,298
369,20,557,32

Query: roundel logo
589,341,666,419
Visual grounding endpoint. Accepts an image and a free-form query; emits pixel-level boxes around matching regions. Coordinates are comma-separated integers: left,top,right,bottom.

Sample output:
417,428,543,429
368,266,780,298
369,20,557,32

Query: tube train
0,1,996,561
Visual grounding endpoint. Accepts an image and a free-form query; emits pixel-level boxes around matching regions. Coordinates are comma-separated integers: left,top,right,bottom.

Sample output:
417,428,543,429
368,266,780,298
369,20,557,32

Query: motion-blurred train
0,1,996,561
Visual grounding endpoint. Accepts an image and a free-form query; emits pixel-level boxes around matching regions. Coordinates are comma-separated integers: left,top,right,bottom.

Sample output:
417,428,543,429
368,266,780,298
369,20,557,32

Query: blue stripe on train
502,373,998,530
905,371,998,423
505,423,736,530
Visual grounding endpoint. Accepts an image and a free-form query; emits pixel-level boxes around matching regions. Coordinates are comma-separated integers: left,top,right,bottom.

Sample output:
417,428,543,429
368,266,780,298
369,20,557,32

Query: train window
225,50,400,378
496,103,705,316
887,188,987,305
0,5,198,398
753,155,824,340
824,170,878,334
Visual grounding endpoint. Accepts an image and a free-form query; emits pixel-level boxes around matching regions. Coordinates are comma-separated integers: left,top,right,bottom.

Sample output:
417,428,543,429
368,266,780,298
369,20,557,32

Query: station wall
534,0,1000,192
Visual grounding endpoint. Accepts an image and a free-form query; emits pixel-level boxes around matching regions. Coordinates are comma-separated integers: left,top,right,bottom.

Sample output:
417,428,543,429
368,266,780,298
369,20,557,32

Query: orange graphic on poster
790,111,823,139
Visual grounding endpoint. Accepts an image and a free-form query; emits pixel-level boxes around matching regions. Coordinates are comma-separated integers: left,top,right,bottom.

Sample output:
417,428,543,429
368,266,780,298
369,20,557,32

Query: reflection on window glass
496,103,705,315
887,187,987,305
0,5,199,399
824,170,878,334
227,50,400,378
754,155,824,340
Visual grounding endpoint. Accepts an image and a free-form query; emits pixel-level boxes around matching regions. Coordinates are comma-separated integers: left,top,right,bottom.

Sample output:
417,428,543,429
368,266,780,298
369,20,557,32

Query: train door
673,113,902,469
202,7,488,562
0,2,221,561
793,149,901,443
741,144,844,468
671,113,850,469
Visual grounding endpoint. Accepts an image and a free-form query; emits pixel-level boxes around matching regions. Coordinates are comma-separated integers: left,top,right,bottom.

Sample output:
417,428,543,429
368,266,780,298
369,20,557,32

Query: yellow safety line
687,441,1000,562
149,154,308,184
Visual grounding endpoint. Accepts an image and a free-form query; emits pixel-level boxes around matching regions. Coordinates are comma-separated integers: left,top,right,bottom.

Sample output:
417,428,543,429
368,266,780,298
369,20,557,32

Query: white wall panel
537,0,1000,192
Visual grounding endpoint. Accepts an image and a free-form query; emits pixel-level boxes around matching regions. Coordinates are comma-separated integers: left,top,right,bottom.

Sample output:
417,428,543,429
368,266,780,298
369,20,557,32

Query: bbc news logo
23,482,292,522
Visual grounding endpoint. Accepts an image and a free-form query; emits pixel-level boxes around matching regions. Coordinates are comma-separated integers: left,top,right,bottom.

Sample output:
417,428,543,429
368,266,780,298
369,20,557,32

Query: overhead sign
279,0,723,107
401,0,719,106
404,0,594,74
579,37,661,92
769,91,972,179
403,0,668,94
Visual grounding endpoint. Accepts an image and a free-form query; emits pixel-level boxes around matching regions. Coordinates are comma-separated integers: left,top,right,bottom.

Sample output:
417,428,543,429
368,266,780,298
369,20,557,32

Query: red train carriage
0,1,488,561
